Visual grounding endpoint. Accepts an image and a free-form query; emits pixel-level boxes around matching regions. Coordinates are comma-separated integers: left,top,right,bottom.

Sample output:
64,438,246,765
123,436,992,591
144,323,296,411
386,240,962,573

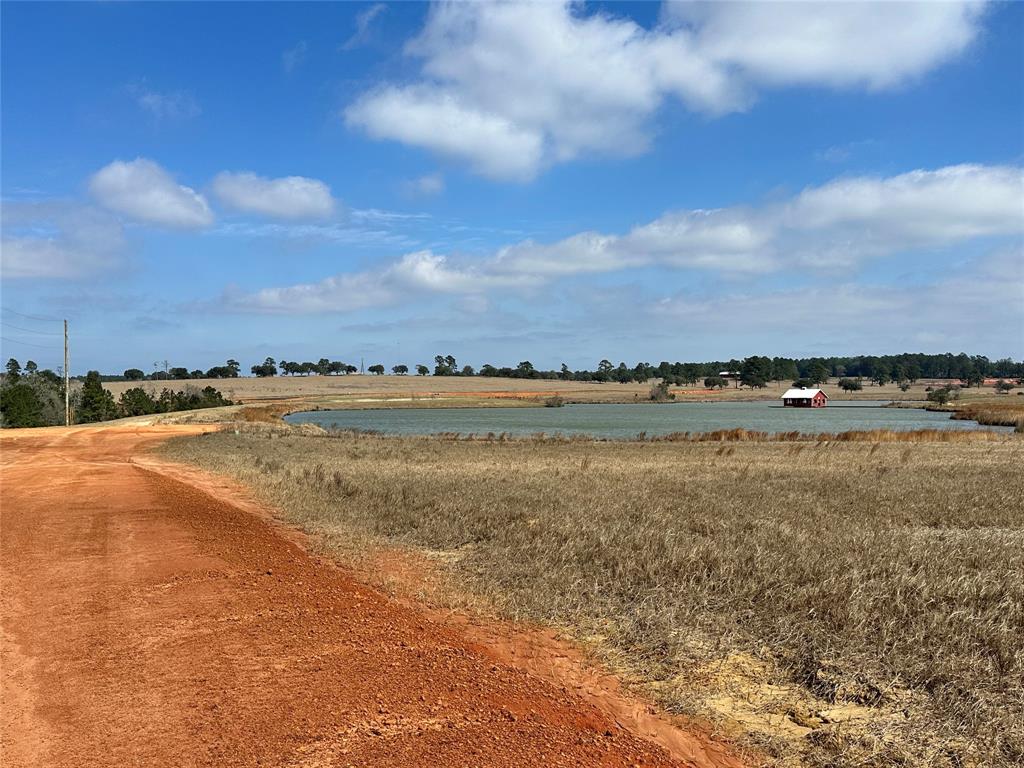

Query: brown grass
161,427,1024,767
951,399,1024,430
104,374,965,406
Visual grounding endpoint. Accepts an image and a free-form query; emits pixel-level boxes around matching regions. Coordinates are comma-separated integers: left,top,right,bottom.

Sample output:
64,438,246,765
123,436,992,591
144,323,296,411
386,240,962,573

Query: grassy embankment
949,399,1024,430
161,427,1023,767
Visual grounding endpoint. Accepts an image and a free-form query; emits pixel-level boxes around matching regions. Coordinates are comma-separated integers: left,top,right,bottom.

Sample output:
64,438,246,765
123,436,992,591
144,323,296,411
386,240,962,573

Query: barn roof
781,387,828,399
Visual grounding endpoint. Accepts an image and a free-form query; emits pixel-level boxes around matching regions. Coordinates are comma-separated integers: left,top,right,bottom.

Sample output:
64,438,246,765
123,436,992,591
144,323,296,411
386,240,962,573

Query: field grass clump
161,428,1024,766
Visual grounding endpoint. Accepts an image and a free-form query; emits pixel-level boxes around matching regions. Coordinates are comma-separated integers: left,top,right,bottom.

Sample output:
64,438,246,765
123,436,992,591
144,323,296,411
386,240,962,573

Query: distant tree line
93,352,1022,388
1,358,232,429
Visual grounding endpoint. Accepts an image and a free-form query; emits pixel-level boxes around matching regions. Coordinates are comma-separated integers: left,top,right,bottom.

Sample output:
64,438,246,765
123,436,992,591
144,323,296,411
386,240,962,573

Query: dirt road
1,426,744,768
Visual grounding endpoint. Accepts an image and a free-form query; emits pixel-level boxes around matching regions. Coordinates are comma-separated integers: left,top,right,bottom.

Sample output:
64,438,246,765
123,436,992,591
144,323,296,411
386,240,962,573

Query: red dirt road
1,427,744,768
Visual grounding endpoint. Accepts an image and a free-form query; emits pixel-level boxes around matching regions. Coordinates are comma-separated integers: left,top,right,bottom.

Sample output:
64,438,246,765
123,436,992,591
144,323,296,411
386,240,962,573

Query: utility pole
64,319,70,426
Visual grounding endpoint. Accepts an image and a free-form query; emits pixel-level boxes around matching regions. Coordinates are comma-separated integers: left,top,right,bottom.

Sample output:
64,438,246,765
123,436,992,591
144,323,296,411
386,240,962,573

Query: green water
284,400,1007,438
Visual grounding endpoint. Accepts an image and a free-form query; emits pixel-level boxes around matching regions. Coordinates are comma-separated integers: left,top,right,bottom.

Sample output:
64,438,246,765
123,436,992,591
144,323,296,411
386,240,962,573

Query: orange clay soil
0,425,748,768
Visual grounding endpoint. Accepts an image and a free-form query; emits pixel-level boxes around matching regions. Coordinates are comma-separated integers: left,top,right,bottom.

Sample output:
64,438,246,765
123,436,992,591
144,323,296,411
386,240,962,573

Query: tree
328,361,346,375
119,387,158,416
24,360,38,374
169,367,191,380
5,359,21,381
251,357,277,377
433,355,457,376
368,364,385,375
806,359,830,385
77,371,117,423
345,365,358,374
515,361,535,379
124,368,146,381
461,365,475,376
838,378,863,392
927,387,952,406
964,370,984,388
416,364,429,376
995,379,1015,394
226,359,241,377
704,376,728,389
0,384,45,427
317,358,331,376
392,364,408,375
740,356,772,389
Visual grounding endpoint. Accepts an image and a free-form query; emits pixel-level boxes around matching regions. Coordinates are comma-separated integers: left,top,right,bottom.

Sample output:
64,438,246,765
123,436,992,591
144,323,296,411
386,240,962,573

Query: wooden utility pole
64,319,70,426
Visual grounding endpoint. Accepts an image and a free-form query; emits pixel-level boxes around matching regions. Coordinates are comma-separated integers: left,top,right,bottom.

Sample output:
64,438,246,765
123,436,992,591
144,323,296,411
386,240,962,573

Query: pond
284,400,1007,439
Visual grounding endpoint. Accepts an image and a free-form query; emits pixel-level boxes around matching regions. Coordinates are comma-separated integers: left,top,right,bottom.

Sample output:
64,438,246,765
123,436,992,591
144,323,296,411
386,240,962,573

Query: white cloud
347,86,544,181
1,202,127,279
220,163,1023,312
128,84,201,120
211,172,336,220
222,250,538,314
347,1,987,179
282,41,309,73
648,247,1023,354
664,1,986,90
341,3,388,50
495,164,1024,276
89,158,213,229
787,164,1024,244
401,173,445,198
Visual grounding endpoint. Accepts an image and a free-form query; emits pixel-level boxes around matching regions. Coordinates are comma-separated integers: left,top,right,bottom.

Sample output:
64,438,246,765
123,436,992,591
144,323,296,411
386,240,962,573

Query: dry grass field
103,374,990,408
161,427,1024,767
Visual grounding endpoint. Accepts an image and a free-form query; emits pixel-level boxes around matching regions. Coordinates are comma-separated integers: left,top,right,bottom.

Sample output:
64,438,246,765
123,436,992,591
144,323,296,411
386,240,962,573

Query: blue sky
2,1,1022,374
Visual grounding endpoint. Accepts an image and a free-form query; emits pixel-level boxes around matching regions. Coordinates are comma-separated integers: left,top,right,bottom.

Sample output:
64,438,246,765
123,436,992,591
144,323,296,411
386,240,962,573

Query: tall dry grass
162,428,1024,766
951,399,1024,430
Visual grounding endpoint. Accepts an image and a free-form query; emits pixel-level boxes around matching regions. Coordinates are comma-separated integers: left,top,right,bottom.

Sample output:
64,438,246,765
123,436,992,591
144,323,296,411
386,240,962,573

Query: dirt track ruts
0,426,745,768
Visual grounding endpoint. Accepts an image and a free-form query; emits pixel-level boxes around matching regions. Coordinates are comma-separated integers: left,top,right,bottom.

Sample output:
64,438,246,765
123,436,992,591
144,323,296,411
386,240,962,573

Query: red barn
781,387,828,407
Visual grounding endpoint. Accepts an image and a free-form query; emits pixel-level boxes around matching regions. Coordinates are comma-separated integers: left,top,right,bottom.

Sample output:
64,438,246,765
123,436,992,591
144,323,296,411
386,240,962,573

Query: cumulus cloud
89,158,213,229
220,163,1023,312
663,1,985,90
347,86,544,182
222,250,538,313
346,1,988,180
1,202,127,279
498,164,1023,275
211,172,336,220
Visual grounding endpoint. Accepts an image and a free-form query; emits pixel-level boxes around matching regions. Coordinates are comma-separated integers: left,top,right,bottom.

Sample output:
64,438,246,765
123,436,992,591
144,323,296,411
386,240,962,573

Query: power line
1,307,63,322
0,321,64,335
0,336,62,350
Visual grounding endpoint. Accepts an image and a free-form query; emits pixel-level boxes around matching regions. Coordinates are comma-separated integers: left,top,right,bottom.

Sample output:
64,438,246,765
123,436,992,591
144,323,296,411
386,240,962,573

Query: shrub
649,381,675,402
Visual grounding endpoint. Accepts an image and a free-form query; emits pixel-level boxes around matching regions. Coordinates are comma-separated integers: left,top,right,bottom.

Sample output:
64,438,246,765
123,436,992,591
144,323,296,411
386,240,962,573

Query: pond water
284,400,1006,439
